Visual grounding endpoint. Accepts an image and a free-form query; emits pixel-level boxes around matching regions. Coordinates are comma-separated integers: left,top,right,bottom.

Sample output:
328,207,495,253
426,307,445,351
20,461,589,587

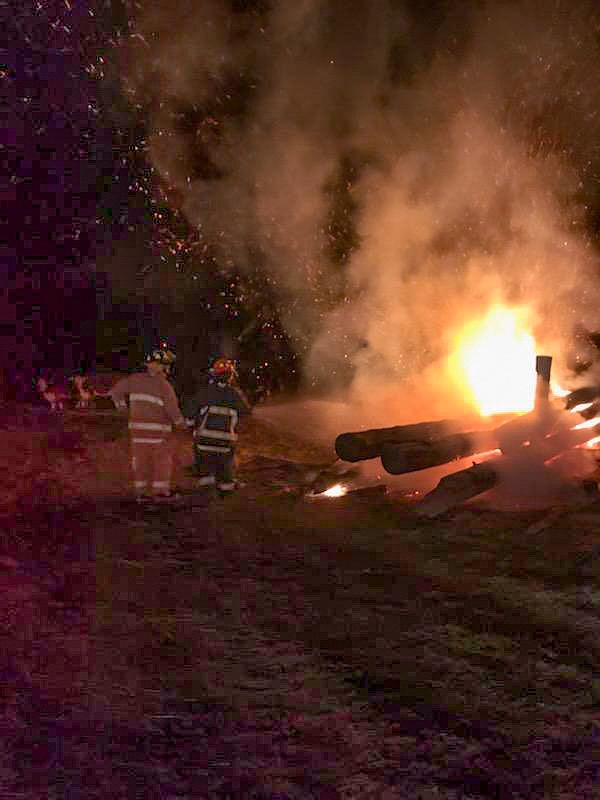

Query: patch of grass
442,624,517,660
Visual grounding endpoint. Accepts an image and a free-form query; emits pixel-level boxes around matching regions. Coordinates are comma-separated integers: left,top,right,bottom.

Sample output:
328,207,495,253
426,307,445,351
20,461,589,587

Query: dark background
4,0,600,400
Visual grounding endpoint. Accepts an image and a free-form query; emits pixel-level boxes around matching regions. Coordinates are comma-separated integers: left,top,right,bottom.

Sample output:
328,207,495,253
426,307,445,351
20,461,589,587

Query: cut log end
335,419,464,463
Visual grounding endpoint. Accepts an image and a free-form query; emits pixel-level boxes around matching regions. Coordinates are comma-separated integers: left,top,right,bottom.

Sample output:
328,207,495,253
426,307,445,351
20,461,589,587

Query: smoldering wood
416,461,500,517
415,419,600,518
380,429,498,475
539,422,600,460
335,419,471,462
577,401,600,420
493,406,563,455
565,387,600,409
243,455,360,494
306,461,361,494
345,484,388,498
535,355,552,410
335,412,518,463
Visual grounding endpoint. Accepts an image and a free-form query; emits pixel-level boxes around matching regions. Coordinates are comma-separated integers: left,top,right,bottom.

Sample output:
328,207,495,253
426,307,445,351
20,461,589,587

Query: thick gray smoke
126,0,600,421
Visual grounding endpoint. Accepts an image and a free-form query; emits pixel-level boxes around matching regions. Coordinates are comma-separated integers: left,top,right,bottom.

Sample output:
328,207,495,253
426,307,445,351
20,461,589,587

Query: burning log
493,406,560,455
415,418,600,517
334,419,469,462
416,461,500,517
336,352,600,515
380,429,498,475
581,402,600,420
305,461,360,494
535,355,552,410
565,387,600,410
541,423,600,460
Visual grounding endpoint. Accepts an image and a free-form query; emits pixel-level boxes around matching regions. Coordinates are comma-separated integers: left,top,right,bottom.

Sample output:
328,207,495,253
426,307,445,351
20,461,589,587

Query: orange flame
449,305,537,416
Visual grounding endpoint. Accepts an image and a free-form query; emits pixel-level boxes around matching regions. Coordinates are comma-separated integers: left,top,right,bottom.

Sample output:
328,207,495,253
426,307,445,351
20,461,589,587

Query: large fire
449,305,537,416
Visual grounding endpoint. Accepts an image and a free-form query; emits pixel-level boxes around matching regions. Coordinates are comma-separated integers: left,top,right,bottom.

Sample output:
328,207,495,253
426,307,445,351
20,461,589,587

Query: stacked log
334,419,465,462
334,412,514,463
416,462,500,518
380,429,498,475
565,386,600,409
535,354,552,410
333,354,600,515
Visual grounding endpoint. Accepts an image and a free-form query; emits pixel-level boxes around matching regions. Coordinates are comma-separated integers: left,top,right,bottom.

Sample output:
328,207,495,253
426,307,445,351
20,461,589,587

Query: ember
319,483,348,498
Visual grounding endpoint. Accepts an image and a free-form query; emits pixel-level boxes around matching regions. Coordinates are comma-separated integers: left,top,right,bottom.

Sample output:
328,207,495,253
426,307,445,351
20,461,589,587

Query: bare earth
2,407,600,798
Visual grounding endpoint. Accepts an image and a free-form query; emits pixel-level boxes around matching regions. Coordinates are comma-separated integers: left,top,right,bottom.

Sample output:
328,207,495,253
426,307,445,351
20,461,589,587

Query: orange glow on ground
448,306,537,416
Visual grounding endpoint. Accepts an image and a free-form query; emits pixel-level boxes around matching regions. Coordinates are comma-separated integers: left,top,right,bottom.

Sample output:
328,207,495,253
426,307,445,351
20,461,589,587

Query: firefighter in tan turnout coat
110,348,185,500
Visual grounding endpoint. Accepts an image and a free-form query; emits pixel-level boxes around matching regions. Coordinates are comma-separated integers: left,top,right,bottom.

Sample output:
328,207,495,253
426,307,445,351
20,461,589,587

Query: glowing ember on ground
320,483,348,497
471,448,503,460
449,305,537,416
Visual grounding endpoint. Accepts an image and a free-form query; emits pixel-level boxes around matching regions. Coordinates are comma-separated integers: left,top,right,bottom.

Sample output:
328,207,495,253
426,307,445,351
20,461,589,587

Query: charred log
565,387,600,409
538,422,600,461
577,401,600,420
305,461,360,494
493,406,564,455
335,419,465,462
535,355,552,410
381,430,498,475
416,461,499,517
416,421,600,517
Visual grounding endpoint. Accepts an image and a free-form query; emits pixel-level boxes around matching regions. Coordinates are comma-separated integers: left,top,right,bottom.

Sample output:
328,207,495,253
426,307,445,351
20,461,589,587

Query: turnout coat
184,379,250,455
110,372,185,439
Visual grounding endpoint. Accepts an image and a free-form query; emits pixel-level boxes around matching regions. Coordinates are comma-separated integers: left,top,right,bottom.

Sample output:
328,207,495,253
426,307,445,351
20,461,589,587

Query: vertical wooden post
535,355,552,411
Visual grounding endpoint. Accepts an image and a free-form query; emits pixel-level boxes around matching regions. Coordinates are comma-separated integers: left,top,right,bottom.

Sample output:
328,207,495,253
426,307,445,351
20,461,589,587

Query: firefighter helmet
209,356,238,382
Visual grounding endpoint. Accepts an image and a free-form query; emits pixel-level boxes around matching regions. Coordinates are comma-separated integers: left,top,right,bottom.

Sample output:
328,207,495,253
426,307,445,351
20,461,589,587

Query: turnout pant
193,443,235,492
130,435,174,497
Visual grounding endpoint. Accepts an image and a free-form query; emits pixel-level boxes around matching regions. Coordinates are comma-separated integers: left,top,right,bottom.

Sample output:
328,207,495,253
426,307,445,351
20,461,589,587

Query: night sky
5,1,600,396
3,0,292,394
3,1,126,376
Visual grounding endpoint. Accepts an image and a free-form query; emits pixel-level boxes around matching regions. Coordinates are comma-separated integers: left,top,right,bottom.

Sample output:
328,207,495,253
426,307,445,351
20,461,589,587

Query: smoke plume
126,0,600,419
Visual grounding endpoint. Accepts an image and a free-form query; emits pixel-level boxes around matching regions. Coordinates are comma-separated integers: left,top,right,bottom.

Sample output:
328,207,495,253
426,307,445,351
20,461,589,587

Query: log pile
334,355,600,516
334,419,466,462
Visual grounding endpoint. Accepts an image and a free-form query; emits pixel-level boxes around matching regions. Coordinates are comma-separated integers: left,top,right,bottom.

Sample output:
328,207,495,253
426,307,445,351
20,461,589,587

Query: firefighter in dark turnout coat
184,358,251,494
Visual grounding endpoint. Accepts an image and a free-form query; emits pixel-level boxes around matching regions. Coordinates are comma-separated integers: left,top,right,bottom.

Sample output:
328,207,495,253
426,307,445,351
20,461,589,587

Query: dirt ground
2,406,600,798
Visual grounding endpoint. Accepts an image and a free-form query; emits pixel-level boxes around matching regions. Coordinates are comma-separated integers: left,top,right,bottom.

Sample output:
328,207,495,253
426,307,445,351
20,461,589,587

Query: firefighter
110,348,186,501
184,357,251,495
